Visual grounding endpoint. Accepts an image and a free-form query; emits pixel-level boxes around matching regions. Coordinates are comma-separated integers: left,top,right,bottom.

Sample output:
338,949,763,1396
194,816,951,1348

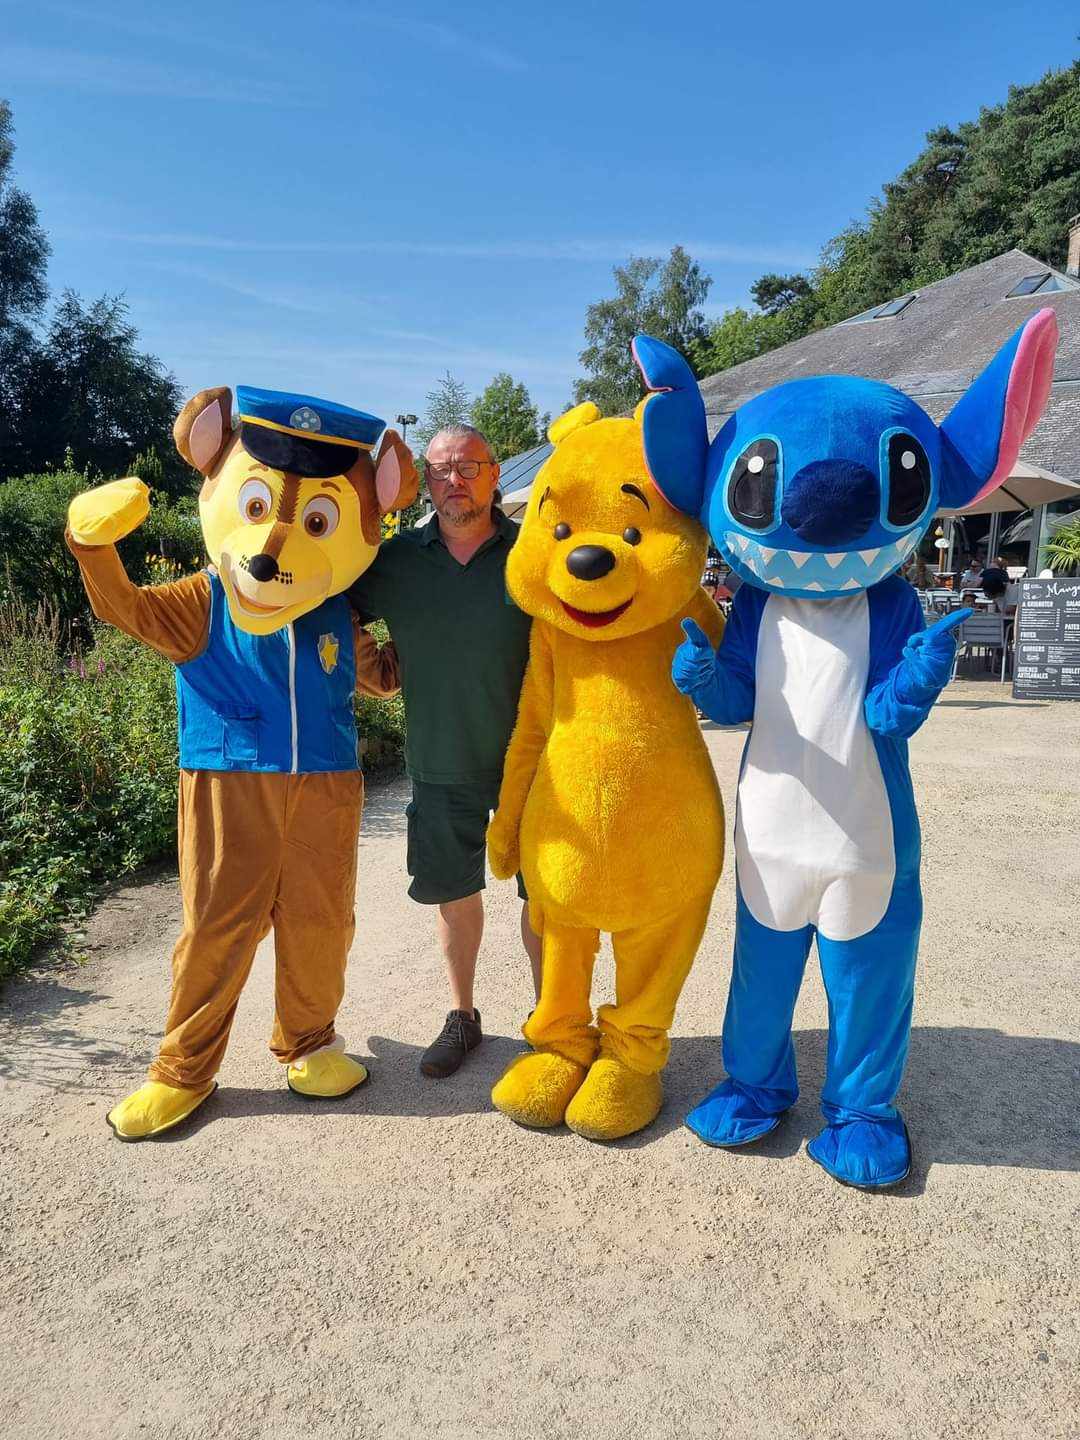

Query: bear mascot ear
372,428,419,513
173,387,234,476
632,334,708,516
938,308,1058,509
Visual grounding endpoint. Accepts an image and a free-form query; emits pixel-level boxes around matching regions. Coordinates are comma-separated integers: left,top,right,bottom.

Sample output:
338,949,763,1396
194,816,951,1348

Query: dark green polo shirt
348,510,532,785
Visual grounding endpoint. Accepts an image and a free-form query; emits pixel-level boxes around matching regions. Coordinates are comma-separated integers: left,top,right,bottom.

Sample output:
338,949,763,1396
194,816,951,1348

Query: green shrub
0,602,178,980
0,601,405,982
0,463,204,631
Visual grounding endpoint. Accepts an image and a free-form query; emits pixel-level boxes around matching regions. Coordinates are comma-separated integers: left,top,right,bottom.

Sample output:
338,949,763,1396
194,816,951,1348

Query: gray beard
439,500,485,527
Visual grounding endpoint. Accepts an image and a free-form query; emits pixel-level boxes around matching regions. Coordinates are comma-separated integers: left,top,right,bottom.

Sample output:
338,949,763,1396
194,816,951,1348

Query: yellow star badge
317,632,340,675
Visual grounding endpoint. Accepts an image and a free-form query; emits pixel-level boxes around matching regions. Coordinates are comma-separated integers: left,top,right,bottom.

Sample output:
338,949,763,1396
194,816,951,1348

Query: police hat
236,386,385,478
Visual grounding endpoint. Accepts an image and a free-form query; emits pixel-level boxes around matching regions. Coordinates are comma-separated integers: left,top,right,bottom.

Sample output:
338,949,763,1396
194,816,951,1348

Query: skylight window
874,294,916,317
840,293,918,324
1007,273,1051,297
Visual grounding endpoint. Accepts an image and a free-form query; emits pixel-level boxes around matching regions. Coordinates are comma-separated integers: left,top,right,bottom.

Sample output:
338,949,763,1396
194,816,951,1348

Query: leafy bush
0,461,203,630
0,598,405,981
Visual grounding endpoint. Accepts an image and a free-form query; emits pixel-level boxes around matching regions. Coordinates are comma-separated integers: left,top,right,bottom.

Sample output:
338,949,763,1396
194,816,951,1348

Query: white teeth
742,550,761,576
859,548,881,565
840,577,861,590
790,550,812,569
759,547,777,564
824,552,846,569
804,580,825,591
893,537,911,558
734,534,749,553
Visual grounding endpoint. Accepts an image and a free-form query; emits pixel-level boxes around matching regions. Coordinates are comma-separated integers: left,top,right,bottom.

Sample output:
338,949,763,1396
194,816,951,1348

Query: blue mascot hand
672,618,716,696
899,608,971,697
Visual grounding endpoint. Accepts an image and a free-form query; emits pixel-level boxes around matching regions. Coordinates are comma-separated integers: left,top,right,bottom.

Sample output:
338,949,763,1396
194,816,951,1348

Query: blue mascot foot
806,1116,911,1190
685,1078,788,1148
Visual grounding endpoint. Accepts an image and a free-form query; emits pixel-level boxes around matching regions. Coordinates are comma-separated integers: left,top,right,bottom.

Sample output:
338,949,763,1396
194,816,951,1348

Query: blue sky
2,0,1076,432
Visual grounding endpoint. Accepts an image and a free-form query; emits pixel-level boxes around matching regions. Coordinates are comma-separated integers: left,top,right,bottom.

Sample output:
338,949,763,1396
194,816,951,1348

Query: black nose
780,460,879,546
565,545,616,581
248,553,279,582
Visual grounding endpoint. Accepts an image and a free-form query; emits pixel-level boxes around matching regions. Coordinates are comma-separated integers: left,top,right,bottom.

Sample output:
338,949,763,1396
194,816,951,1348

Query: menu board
1012,577,1080,699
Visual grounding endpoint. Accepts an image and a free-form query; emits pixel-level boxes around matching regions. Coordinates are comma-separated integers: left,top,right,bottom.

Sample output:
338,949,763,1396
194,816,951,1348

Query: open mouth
560,599,633,628
232,589,286,616
723,530,921,592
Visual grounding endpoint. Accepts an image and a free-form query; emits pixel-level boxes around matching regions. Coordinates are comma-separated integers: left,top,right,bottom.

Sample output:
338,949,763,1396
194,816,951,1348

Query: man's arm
352,617,400,697
66,532,211,664
487,623,554,880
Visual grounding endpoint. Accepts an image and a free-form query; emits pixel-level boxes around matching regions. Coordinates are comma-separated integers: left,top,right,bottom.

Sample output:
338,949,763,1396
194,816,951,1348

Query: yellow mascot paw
106,1080,216,1141
491,1050,588,1128
287,1047,368,1100
68,477,151,547
564,1057,663,1142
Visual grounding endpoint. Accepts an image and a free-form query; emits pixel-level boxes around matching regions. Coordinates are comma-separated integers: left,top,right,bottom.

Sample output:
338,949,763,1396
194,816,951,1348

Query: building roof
698,249,1080,479
497,440,551,496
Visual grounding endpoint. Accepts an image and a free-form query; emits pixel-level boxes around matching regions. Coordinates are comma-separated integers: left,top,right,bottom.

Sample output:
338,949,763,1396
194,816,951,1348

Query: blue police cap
237,387,384,450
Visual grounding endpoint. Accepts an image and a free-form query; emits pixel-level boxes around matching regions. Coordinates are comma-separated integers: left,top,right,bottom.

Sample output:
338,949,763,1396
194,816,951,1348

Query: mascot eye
886,434,931,526
238,478,273,523
554,522,571,540
302,496,340,538
622,527,642,546
728,440,779,530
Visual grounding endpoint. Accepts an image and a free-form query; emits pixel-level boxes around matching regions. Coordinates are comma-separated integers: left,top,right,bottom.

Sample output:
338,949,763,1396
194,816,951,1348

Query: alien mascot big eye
66,387,417,1141
485,401,726,1141
634,309,1058,1188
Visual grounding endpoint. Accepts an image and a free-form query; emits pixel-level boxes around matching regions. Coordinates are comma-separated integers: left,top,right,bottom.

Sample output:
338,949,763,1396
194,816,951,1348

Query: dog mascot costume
66,387,417,1140
486,402,725,1141
634,308,1058,1188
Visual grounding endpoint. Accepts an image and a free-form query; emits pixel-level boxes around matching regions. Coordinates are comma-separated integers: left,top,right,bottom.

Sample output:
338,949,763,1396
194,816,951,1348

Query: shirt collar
420,508,518,550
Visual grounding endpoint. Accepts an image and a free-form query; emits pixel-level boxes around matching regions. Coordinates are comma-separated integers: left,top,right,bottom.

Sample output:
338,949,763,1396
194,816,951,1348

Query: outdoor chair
951,613,1010,682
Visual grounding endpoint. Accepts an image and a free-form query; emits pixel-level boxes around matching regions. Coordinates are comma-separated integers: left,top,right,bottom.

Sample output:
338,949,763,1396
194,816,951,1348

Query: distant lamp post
396,412,418,445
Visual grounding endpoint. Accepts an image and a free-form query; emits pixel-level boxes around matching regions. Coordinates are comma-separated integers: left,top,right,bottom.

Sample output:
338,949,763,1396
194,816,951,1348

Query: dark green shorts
405,779,527,905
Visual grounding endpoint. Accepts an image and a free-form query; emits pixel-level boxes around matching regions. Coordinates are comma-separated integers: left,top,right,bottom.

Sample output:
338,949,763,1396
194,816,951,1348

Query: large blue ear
632,334,708,516
939,308,1058,509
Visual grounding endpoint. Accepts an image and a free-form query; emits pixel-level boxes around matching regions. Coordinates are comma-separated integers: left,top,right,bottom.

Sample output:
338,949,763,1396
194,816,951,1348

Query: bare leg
437,892,484,1014
521,900,542,1001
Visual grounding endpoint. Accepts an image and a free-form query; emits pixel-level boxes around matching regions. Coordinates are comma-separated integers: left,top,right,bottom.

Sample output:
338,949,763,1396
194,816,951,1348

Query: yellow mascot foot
491,1050,588,1128
287,1046,369,1100
565,1057,663,1141
106,1080,217,1142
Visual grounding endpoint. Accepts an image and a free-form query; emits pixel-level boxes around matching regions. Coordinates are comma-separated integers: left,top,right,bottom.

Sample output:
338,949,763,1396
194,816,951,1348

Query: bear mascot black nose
248,553,279,582
566,544,616,581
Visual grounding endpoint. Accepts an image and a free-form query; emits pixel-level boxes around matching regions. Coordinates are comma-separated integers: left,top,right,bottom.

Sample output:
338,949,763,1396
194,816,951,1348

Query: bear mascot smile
66,385,417,1140
486,401,725,1141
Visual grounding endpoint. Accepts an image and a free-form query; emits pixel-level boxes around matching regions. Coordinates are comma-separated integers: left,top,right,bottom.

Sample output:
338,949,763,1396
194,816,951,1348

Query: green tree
415,370,471,449
8,292,185,493
574,245,712,415
470,372,544,459
696,58,1080,379
0,100,51,477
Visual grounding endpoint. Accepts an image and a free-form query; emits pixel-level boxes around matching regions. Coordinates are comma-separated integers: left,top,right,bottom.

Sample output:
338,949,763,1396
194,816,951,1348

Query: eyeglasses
424,459,495,482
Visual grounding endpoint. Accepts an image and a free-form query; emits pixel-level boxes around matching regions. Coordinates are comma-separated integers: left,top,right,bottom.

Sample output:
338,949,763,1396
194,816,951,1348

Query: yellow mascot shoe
287,1042,369,1100
491,1049,588,1128
106,1080,217,1142
565,1056,663,1142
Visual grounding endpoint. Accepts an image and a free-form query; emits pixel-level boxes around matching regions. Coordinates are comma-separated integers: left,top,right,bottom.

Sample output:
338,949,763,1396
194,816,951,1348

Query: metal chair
951,614,1009,682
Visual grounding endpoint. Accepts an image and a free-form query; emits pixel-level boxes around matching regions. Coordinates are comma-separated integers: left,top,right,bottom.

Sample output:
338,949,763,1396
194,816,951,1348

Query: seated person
959,556,983,589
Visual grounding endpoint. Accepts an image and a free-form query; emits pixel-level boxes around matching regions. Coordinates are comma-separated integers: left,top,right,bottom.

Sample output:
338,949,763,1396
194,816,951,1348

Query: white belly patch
736,593,895,942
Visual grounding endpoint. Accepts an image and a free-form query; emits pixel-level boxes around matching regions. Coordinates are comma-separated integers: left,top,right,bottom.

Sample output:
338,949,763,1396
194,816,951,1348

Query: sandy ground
1,676,1078,1440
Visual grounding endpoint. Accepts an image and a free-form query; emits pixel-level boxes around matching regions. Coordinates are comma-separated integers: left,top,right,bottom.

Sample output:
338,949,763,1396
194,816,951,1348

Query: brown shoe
420,1009,482,1078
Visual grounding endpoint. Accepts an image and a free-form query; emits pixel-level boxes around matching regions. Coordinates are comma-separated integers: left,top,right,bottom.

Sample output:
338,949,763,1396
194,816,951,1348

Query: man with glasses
347,424,541,1078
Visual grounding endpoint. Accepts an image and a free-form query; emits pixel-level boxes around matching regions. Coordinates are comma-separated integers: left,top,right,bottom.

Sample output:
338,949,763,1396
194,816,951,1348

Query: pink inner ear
376,447,401,511
189,402,224,472
969,307,1058,505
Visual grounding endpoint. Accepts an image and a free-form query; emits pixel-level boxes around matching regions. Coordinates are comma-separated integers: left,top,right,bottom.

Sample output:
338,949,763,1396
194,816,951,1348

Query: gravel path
2,678,1078,1440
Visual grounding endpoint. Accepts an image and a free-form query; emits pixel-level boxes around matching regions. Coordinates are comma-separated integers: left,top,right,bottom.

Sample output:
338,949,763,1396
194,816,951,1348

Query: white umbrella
936,460,1080,516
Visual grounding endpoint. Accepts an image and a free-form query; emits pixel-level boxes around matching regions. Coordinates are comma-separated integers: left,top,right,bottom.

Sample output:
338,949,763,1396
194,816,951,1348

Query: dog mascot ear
938,307,1058,509
173,387,235,479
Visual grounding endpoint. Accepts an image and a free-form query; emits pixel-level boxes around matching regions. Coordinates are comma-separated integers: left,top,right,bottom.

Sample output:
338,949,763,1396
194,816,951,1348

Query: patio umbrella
935,460,1080,516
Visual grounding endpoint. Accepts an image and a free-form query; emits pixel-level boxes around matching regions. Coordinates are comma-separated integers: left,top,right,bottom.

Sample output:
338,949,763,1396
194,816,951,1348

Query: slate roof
698,250,1080,480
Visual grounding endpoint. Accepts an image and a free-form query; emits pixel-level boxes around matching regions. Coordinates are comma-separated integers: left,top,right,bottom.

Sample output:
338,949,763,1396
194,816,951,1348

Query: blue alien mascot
633,307,1058,1189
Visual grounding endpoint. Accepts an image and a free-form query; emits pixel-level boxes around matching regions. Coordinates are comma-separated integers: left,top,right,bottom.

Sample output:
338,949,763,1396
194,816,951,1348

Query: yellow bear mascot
487,402,725,1140
66,386,416,1140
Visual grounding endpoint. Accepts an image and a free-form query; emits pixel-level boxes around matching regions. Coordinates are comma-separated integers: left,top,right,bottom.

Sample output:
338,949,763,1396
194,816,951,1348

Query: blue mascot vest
176,574,358,773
